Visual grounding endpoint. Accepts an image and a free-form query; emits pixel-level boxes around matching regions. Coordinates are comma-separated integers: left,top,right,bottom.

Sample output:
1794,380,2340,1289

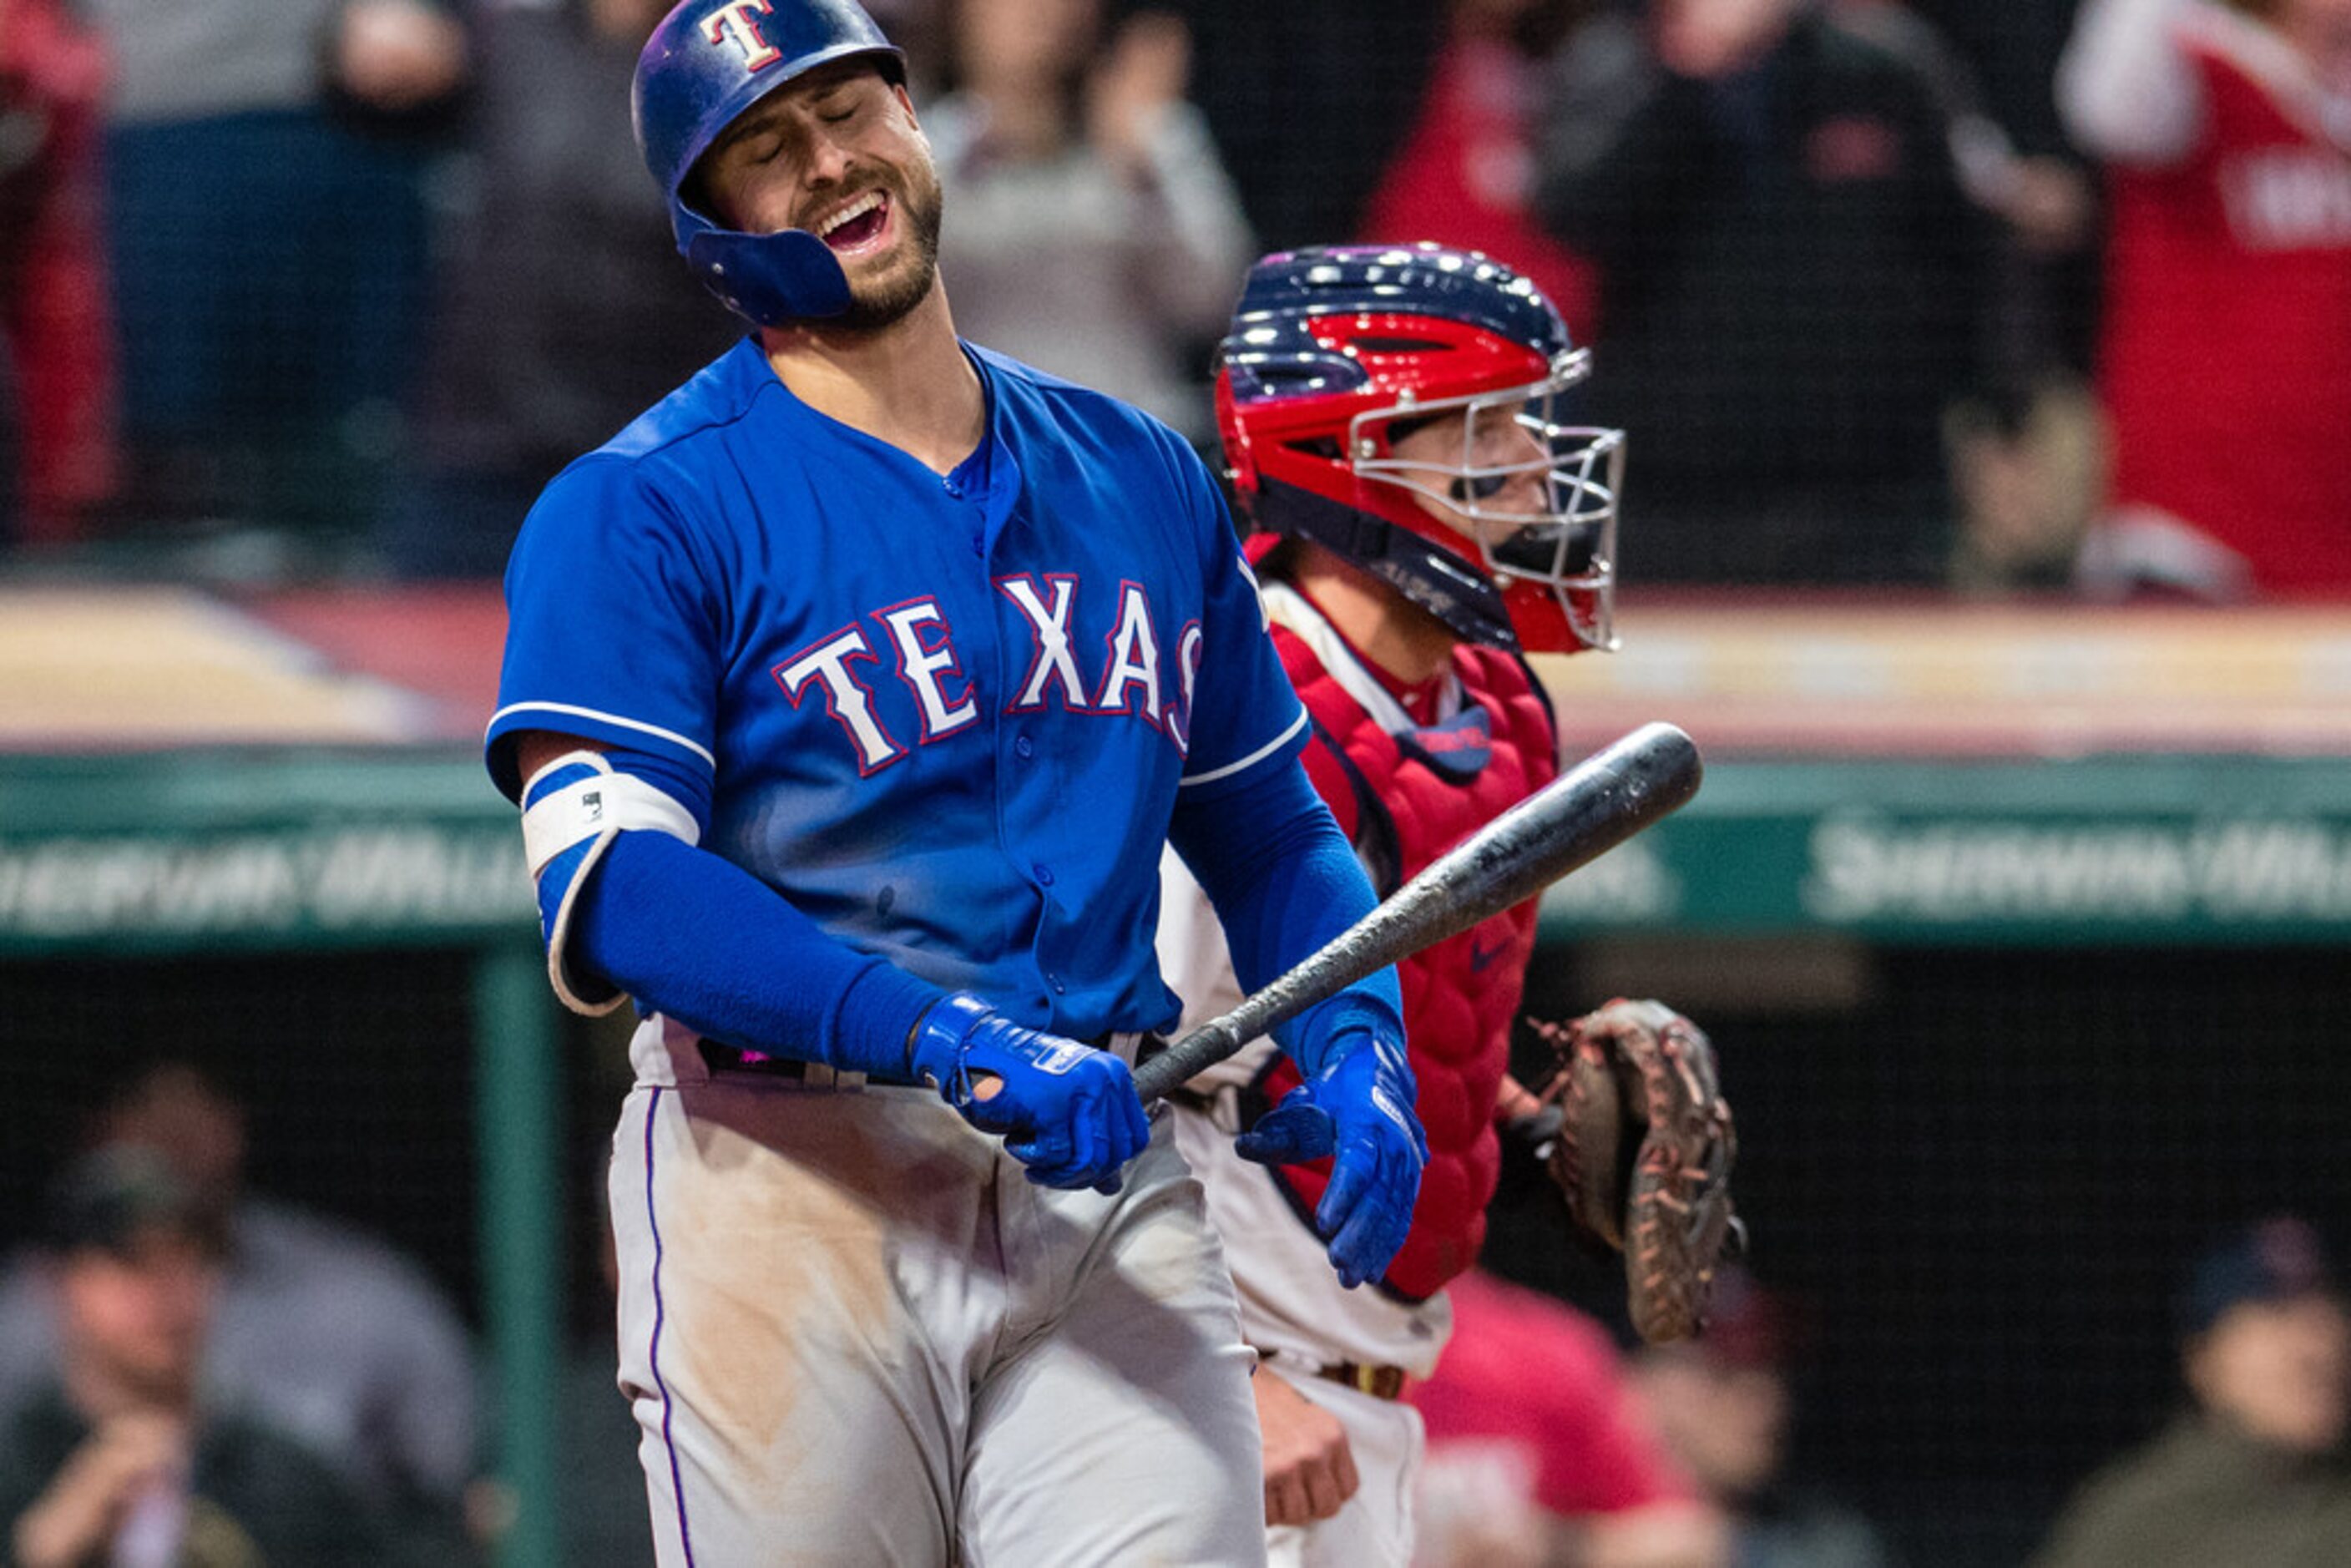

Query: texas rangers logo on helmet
703,0,784,69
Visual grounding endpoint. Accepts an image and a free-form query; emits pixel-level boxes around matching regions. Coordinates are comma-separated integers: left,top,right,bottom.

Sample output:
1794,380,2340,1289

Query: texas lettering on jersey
772,573,1206,775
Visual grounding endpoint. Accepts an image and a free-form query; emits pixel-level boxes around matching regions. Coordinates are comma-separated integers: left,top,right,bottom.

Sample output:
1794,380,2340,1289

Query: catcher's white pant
607,1028,1267,1567
1170,1101,1438,1567
1264,1375,1423,1568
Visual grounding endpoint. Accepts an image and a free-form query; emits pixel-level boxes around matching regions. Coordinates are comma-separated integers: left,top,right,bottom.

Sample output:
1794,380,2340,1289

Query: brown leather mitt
1529,999,1742,1343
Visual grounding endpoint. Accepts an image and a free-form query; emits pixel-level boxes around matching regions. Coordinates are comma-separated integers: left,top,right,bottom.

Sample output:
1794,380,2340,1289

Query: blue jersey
488,337,1307,1039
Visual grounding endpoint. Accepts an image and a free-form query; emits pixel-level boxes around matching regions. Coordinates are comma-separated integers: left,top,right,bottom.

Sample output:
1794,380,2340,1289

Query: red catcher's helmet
1216,245,1625,654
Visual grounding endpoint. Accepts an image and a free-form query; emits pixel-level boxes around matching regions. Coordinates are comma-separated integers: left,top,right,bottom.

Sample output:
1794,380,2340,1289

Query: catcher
1158,245,1741,1564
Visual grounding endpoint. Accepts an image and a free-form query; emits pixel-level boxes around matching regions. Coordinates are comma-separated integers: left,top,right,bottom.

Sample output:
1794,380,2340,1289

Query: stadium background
4,0,2349,1564
2,586,2343,1565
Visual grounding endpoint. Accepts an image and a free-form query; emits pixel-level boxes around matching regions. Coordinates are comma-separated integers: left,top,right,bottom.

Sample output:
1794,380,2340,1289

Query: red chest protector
1256,618,1560,1302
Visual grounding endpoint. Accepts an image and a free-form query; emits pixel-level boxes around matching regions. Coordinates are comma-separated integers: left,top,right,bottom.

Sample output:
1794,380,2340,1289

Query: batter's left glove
1236,1030,1427,1289
1524,999,1743,1343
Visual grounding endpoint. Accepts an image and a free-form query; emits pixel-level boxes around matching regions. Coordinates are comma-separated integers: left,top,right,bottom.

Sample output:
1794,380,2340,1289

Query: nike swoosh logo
1470,938,1509,973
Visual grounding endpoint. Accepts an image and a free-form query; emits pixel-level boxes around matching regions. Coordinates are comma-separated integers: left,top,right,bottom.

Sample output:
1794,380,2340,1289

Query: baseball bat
1133,720,1702,1101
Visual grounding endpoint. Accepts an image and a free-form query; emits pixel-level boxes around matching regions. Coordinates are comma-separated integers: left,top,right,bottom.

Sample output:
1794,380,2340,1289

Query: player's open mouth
814,191,891,254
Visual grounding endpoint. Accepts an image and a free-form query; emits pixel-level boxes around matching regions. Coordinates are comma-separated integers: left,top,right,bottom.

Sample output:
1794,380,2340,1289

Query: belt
698,1041,921,1088
1313,1361,1411,1402
700,1029,1165,1089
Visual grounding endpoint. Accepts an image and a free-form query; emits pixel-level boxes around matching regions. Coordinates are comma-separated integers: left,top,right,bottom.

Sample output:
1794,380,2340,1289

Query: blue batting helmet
633,0,908,326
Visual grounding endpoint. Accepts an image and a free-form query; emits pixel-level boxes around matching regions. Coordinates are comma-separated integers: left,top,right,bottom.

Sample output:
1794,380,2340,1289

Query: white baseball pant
606,1037,1267,1566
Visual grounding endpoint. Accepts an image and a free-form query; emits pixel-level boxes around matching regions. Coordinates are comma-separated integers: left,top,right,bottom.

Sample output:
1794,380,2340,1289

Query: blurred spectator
1410,1267,1730,1568
1630,1267,1897,1568
1534,0,1992,587
377,0,737,579
2032,1216,2351,1568
0,0,114,549
1160,0,1446,251
83,0,467,549
1833,3,2104,597
1359,0,1606,337
1942,377,2106,594
0,1062,479,1550
2058,0,2351,600
0,1148,402,1565
1836,3,2096,266
926,0,1252,439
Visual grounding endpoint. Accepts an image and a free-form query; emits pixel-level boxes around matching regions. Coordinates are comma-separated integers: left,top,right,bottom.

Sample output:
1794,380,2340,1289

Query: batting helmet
633,0,908,326
1216,245,1625,655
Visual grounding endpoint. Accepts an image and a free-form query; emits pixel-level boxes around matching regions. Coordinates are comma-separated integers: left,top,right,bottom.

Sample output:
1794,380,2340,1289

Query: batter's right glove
909,995,1150,1193
1524,999,1743,1343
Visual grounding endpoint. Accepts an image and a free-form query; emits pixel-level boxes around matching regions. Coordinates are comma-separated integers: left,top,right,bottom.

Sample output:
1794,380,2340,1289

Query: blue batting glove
1236,1032,1427,1288
908,995,1151,1193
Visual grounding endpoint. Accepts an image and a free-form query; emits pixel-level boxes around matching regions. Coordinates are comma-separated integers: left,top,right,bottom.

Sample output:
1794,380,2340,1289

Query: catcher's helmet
633,0,908,326
1216,245,1625,654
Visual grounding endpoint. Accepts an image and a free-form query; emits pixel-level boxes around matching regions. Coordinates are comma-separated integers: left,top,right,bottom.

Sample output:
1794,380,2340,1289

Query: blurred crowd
13,1061,2342,1566
0,1058,657,1566
0,0,2346,597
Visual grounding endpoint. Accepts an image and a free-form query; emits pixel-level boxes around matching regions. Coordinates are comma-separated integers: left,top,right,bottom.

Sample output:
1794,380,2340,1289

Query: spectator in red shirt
1410,1267,1728,1567
2059,0,2351,599
0,0,114,548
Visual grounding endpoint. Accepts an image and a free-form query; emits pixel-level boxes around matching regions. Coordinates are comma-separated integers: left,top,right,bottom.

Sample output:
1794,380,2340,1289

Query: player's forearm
1167,759,1404,1075
570,828,945,1077
2057,0,2204,164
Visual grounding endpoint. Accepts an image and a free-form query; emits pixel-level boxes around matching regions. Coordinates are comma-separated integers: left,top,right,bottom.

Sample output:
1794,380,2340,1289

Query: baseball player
483,6,1427,1564
1157,244,1653,1563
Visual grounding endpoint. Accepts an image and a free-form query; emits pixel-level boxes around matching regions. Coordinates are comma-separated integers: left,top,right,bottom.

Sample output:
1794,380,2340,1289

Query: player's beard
834,156,946,332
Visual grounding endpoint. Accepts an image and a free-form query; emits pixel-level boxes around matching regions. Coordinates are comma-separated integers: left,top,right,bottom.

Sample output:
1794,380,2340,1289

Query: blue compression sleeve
568,830,945,1076
1167,757,1405,1076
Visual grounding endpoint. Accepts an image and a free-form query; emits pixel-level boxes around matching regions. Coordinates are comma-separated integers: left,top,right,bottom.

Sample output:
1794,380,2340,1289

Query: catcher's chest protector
1262,630,1559,1300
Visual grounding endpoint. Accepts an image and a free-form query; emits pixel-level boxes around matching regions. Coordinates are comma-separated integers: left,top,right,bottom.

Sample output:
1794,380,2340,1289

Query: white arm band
519,750,700,1016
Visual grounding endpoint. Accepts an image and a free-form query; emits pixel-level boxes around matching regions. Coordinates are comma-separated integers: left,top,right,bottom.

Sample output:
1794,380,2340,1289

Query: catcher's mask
1216,244,1626,655
633,0,908,326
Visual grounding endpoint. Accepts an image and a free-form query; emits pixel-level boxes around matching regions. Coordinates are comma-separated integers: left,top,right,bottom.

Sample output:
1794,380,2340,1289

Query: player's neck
760,286,986,476
1292,545,1459,687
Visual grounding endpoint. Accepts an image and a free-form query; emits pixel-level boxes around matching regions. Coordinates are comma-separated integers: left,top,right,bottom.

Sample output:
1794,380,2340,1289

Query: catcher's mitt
1528,999,1742,1343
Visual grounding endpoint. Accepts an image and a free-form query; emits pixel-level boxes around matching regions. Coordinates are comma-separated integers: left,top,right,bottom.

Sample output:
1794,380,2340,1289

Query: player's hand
334,0,468,112
1086,10,1191,175
1236,1030,1426,1287
908,995,1151,1193
11,1412,187,1568
1653,0,1795,78
1254,1368,1360,1525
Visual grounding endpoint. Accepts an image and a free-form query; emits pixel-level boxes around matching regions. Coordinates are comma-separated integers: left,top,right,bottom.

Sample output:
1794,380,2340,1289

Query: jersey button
1046,973,1066,994
1034,863,1054,886
970,533,984,556
1014,734,1034,759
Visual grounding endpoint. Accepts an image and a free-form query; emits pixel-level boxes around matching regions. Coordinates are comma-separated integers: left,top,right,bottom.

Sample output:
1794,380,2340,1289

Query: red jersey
2098,22,2351,591
1410,1268,1694,1517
